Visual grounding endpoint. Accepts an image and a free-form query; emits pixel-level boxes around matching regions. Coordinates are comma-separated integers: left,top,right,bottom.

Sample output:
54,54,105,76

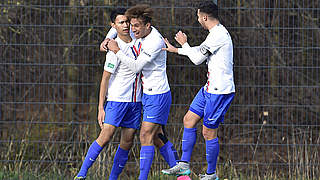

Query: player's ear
111,22,115,28
145,22,151,29
203,15,208,21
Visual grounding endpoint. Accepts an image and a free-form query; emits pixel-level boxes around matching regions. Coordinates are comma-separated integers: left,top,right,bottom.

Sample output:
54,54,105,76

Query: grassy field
1,126,318,180
1,164,319,180
0,171,318,180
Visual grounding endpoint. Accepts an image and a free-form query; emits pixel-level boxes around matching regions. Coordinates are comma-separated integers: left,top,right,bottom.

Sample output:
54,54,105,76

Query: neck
142,27,152,38
118,34,132,43
206,19,219,30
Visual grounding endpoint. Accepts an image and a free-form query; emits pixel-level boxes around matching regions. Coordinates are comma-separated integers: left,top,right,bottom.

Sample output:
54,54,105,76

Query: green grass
0,171,180,180
1,169,318,180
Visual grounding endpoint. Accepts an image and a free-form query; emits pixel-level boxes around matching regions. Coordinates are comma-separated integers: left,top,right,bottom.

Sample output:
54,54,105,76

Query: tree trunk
64,0,76,122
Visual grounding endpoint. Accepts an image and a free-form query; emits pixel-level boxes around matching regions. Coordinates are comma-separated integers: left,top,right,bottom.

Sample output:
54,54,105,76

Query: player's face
197,9,206,29
113,15,130,36
130,18,150,39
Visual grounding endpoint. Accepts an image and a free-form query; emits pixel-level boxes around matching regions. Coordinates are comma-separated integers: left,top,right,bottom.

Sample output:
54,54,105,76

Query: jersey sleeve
105,27,117,39
115,51,149,73
177,34,228,65
115,38,162,73
177,42,209,65
202,34,228,54
138,38,163,63
104,51,119,73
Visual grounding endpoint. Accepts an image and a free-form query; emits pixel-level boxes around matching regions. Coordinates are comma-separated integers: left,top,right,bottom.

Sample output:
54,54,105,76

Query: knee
96,131,111,147
120,129,136,150
183,115,194,128
139,129,153,145
202,131,211,141
120,140,133,150
202,129,217,141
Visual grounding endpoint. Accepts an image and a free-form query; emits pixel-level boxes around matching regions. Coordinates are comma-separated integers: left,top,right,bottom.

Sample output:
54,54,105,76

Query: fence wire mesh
0,0,319,179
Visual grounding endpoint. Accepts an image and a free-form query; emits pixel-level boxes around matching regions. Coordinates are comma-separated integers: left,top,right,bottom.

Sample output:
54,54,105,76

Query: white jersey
178,24,235,94
104,37,142,102
115,27,170,95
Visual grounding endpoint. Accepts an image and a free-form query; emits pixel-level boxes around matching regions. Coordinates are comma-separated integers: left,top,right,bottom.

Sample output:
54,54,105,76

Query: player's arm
107,39,160,73
176,31,209,65
177,43,208,65
97,70,111,129
99,27,117,52
100,27,135,51
162,31,207,65
163,40,206,66
115,49,153,73
181,34,229,65
164,31,226,65
97,52,119,129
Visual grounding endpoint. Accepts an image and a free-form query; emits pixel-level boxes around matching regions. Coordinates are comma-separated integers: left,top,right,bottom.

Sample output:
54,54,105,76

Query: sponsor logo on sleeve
107,63,115,69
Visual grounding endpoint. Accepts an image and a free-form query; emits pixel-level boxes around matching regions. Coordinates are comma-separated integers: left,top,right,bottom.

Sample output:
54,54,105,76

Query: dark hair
125,4,153,24
198,1,219,20
110,8,127,23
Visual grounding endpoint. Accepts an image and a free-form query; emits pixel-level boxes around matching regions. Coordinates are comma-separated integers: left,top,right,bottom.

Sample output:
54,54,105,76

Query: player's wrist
181,42,190,48
173,47,178,53
98,106,104,111
113,48,120,54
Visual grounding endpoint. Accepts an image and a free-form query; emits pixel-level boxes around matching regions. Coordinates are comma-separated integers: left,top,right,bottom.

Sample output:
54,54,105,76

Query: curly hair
125,4,154,24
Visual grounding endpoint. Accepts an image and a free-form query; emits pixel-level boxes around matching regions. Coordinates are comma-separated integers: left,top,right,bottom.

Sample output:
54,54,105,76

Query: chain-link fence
0,0,319,179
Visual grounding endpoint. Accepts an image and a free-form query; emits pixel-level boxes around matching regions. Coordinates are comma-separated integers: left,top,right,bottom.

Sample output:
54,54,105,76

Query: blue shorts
189,87,235,129
142,91,171,125
104,101,142,129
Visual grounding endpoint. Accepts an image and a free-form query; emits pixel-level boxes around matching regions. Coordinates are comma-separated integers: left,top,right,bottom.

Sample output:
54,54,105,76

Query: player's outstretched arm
162,31,187,53
174,31,187,46
162,38,178,53
163,31,207,65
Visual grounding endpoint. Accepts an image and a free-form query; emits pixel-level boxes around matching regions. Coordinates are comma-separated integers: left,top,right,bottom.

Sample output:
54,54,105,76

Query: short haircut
110,8,127,23
198,1,219,20
125,4,154,24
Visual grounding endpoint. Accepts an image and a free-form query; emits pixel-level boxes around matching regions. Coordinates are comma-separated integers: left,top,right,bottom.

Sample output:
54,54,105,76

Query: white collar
209,23,220,33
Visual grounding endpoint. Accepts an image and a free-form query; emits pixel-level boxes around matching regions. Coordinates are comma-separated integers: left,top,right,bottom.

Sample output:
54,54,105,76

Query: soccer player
161,1,235,180
101,9,179,173
74,8,142,180
101,15,179,173
107,4,176,180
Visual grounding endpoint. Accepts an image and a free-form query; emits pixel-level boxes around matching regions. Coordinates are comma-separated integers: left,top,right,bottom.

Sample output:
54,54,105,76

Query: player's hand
175,31,187,46
97,109,105,129
100,38,110,52
107,39,120,53
162,38,178,53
